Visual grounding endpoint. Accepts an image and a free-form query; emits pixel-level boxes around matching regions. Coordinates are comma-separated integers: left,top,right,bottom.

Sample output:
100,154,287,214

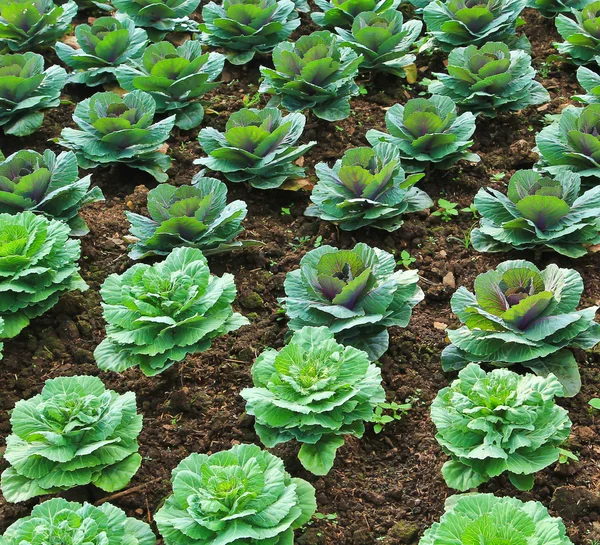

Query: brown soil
1,6,600,545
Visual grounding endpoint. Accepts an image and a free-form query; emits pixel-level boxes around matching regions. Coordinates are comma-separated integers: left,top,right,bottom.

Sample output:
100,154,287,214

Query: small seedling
490,172,506,182
314,235,323,248
432,199,459,222
590,398,600,410
558,447,578,465
371,401,413,433
281,206,292,216
398,250,416,269
460,203,478,219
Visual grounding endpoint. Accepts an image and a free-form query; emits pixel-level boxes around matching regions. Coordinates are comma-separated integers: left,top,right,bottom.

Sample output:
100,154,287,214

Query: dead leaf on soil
280,178,314,191
404,64,418,84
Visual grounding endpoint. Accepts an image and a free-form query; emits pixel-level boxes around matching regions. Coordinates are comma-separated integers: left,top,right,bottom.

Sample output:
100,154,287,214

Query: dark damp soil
1,5,600,545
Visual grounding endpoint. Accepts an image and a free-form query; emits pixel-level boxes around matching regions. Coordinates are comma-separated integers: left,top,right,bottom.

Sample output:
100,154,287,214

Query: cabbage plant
432,363,571,491
0,149,104,236
259,31,363,122
471,170,600,258
59,91,175,183
116,42,224,130
241,326,385,475
442,259,600,397
0,0,77,52
366,96,479,172
55,16,148,87
196,107,315,189
556,2,600,64
126,175,255,259
528,0,589,17
335,10,422,77
305,143,432,231
280,243,423,360
95,247,248,376
112,0,200,37
423,0,528,52
154,444,316,545
312,0,401,28
428,42,549,117
1,375,142,503
0,52,67,137
420,494,573,545
199,0,300,65
575,63,600,103
0,212,87,339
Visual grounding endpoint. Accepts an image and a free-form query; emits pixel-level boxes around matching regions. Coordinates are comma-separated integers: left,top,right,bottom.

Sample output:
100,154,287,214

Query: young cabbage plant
0,212,87,340
305,143,433,231
442,259,600,397
366,96,479,172
199,0,300,65
59,0,113,10
94,247,248,376
432,363,572,491
0,149,104,236
575,63,600,103
279,243,424,360
0,52,67,137
59,91,175,183
335,9,423,78
428,42,549,117
556,2,600,64
420,494,573,545
471,169,600,258
423,0,529,52
312,0,401,29
126,175,258,259
259,30,363,122
116,42,224,130
154,444,316,545
196,107,316,189
242,326,385,475
1,375,142,503
55,16,148,87
528,0,589,17
0,0,77,52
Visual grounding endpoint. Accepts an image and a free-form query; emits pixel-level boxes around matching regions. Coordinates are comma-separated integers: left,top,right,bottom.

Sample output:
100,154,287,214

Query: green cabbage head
527,0,589,17
471,169,600,258
94,246,249,376
241,326,385,475
59,90,175,183
305,142,432,231
154,444,316,545
55,15,148,87
0,211,88,340
312,0,401,29
432,363,572,491
280,243,423,360
442,259,600,397
366,95,479,172
112,0,200,37
0,149,104,236
428,42,549,117
555,2,600,64
0,52,67,137
420,493,573,545
0,498,156,545
1,375,143,503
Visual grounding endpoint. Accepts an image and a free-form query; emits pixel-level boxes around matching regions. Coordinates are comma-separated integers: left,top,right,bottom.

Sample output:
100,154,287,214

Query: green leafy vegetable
527,0,589,17
312,0,401,29
241,326,385,475
555,1,600,64
575,61,600,104
154,444,317,545
305,142,432,231
112,0,200,37
1,375,142,503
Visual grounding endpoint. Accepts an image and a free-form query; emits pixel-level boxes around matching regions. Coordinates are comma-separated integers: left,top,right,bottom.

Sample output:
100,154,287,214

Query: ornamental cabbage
312,0,401,29
0,149,104,236
0,375,143,503
259,31,363,122
112,0,200,36
305,142,433,231
116,42,224,130
280,243,423,360
59,91,175,183
428,42,549,117
154,444,316,545
366,96,479,172
196,107,315,189
423,0,528,52
442,259,600,397
420,493,573,545
0,52,66,137
94,247,248,376
126,175,254,259
556,2,600,64
431,363,571,491
0,0,77,52
527,0,589,17
199,0,300,65
334,9,422,78
55,16,148,87
241,326,385,475
0,212,87,340
0,498,155,545
471,169,600,258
